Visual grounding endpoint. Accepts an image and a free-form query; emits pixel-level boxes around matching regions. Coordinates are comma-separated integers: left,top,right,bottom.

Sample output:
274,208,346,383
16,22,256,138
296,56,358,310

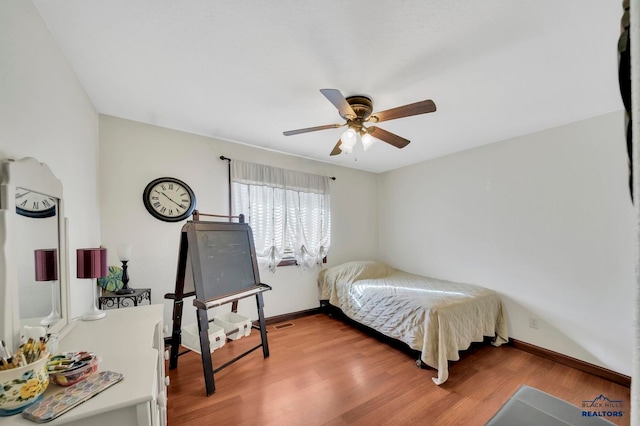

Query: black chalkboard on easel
165,212,271,396
188,221,261,301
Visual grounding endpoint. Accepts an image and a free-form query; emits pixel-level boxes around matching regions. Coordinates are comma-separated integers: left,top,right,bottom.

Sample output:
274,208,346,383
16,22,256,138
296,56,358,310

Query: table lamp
34,248,59,326
116,243,134,295
77,247,107,321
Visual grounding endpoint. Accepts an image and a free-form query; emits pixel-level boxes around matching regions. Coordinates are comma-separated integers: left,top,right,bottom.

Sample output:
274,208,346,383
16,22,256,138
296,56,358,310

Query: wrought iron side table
99,288,151,309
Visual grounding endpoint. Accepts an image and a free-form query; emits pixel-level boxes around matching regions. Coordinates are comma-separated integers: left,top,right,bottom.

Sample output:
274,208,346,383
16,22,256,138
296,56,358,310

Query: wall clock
15,188,57,218
142,177,196,222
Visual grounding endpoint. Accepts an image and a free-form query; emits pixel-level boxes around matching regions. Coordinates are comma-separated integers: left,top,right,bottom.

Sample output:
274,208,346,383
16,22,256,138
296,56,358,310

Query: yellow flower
20,379,41,400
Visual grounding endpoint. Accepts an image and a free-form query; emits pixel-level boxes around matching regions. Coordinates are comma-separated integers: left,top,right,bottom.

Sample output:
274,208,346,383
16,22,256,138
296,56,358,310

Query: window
230,160,331,272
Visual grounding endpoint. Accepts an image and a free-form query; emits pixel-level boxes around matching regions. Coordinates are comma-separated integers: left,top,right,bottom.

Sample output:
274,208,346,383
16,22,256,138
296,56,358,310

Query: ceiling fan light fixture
361,132,376,151
340,128,358,148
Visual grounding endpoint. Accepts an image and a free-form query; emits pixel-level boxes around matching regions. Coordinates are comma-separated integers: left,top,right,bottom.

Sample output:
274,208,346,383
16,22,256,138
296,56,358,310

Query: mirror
16,190,59,322
0,157,69,350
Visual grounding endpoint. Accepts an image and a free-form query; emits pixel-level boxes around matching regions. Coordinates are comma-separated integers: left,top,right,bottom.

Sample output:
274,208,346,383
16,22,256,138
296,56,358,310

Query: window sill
277,257,327,267
278,258,297,267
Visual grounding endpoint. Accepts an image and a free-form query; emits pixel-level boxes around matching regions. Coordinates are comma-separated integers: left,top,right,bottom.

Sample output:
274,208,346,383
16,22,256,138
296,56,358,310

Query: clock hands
156,190,188,211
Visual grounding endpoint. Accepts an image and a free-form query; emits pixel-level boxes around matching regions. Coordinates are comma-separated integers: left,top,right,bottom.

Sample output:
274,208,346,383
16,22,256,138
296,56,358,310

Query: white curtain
231,160,331,272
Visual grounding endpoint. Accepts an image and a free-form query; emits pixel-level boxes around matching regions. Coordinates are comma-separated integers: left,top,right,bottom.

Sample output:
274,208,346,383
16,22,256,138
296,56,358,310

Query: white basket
213,312,252,340
181,323,226,354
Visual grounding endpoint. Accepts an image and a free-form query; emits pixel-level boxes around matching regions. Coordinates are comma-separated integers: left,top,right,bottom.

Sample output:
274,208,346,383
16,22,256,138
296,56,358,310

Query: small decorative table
99,288,151,309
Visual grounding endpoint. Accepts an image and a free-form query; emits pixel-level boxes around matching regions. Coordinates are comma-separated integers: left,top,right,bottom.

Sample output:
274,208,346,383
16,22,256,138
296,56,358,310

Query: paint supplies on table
46,352,99,387
0,337,49,371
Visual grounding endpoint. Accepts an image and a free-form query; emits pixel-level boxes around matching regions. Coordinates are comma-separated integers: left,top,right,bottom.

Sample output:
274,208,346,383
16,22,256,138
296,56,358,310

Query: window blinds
230,160,331,272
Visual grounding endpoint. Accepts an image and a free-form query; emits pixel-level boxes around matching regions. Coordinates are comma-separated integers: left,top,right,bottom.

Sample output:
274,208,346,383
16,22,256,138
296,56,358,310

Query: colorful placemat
21,371,124,423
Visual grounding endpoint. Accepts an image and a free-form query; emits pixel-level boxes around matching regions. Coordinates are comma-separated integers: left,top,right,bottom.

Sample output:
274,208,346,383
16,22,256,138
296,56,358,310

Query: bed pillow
320,260,392,286
318,261,393,302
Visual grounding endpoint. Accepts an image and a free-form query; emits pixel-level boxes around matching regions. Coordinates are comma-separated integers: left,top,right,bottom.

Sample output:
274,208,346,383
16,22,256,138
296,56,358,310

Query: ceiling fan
283,89,436,156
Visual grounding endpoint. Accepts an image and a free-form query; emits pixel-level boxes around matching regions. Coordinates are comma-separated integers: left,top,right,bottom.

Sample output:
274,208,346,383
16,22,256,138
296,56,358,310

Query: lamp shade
76,248,108,279
340,128,358,148
117,244,133,261
361,133,377,151
34,249,58,281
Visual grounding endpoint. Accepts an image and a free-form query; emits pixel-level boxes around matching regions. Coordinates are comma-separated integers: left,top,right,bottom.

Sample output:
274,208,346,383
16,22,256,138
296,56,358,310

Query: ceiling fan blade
367,126,410,148
329,140,342,156
320,89,357,120
370,99,436,123
283,123,342,136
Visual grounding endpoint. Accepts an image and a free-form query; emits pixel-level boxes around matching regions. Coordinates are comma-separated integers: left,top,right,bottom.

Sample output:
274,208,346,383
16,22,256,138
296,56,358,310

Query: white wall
378,111,635,375
0,0,101,318
98,115,378,328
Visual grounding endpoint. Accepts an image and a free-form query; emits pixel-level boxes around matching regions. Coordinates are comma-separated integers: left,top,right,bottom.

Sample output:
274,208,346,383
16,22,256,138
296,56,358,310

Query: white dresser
1,304,168,426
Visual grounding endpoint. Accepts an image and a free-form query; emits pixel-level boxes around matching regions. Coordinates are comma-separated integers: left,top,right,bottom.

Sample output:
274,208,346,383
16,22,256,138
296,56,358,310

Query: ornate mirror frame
0,157,70,350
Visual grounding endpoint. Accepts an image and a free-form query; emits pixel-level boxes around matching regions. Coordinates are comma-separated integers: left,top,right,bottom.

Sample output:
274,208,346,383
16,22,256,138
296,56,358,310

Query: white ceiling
33,0,624,173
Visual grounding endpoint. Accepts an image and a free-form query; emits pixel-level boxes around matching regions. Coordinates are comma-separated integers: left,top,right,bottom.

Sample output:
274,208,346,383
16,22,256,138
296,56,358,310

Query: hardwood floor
167,313,631,425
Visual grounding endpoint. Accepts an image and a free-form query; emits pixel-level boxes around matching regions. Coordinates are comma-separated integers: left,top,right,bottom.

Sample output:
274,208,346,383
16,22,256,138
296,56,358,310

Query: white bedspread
318,261,509,385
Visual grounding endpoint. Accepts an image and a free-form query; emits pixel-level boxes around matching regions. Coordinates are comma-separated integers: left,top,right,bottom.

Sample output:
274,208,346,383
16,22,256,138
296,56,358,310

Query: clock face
142,177,196,222
15,188,57,218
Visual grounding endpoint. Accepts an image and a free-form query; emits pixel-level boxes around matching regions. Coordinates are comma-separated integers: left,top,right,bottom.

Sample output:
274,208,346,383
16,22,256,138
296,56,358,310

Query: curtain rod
219,155,336,180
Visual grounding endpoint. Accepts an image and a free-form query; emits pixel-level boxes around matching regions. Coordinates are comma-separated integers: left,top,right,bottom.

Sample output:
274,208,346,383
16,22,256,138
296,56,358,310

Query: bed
318,261,509,385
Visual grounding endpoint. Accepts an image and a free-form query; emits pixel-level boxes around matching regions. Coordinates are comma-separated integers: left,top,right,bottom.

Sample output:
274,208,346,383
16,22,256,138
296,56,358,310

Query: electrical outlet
529,317,539,329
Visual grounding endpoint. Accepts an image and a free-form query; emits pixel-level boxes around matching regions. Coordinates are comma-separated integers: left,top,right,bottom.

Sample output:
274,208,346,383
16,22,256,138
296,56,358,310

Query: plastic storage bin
213,312,252,340
181,323,226,354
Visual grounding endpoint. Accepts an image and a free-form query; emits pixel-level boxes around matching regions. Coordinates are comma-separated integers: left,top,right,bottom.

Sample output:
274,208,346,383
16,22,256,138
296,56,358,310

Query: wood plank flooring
166,313,631,425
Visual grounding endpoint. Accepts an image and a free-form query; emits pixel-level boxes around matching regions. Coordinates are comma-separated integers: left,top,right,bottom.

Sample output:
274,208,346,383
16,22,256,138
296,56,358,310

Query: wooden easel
164,210,271,396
